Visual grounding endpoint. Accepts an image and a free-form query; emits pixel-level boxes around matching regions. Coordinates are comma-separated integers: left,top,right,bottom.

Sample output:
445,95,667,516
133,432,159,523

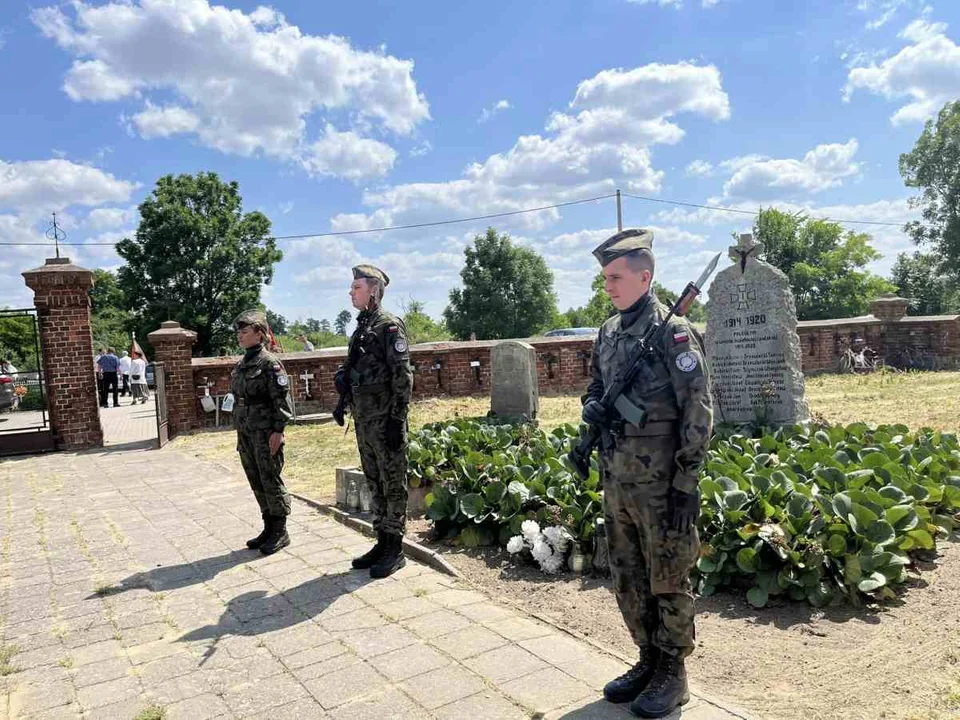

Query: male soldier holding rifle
573,229,716,718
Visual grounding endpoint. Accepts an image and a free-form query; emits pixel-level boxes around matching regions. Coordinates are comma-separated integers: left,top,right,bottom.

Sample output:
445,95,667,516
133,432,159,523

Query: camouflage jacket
587,294,713,493
229,345,294,434
346,307,414,421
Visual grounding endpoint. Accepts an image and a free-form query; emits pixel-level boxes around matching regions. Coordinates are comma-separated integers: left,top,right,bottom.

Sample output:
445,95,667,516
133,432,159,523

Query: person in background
298,334,315,352
130,351,149,404
95,348,104,404
0,358,17,376
97,347,120,408
119,351,132,398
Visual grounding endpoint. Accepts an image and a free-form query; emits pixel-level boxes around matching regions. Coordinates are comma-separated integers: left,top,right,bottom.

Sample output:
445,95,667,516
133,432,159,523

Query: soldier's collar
618,293,652,331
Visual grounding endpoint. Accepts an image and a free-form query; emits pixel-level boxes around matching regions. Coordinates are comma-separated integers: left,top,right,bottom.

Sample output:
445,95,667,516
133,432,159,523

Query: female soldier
228,310,294,554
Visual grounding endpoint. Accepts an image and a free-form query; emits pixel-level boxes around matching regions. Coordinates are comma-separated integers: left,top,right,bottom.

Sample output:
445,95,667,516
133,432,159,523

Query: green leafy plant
411,418,960,607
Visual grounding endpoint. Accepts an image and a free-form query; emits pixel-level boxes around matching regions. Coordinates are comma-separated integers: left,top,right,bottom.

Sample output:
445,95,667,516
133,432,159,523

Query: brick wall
189,336,595,427
149,322,199,437
22,258,103,450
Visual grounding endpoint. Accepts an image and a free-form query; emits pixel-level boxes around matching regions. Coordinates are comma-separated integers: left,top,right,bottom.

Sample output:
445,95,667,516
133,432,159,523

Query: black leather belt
621,420,678,438
236,397,267,407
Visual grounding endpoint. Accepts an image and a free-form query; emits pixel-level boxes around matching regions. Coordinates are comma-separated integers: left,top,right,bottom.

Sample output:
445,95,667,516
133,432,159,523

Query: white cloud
278,201,294,215
702,0,722,6
300,125,397,181
721,139,861,200
0,159,136,212
85,206,138,231
129,103,201,139
844,18,960,124
860,0,911,30
685,159,714,177
33,0,430,179
409,140,432,158
334,61,730,233
478,99,512,123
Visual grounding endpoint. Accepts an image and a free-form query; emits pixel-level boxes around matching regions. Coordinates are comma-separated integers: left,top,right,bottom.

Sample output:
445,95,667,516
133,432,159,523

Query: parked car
0,373,16,412
543,327,598,337
146,363,156,389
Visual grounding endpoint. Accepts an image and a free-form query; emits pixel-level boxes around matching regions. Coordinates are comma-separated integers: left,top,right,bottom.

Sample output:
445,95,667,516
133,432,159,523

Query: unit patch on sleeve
394,338,408,353
276,373,289,387
675,351,698,372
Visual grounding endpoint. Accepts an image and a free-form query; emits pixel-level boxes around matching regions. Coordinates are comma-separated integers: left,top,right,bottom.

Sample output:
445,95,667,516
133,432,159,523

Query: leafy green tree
899,101,960,271
334,309,352,335
266,309,287,335
651,282,706,324
319,319,332,334
116,172,281,356
0,311,39,372
890,251,960,315
444,227,557,340
753,208,895,320
402,299,451,344
304,318,321,333
89,269,135,355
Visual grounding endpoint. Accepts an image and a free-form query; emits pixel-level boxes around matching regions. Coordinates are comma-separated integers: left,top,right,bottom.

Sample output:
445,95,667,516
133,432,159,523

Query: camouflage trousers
237,429,291,517
355,416,408,536
602,434,699,660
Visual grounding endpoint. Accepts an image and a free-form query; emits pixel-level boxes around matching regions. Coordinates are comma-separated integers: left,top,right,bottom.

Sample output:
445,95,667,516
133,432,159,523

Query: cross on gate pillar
22,258,103,450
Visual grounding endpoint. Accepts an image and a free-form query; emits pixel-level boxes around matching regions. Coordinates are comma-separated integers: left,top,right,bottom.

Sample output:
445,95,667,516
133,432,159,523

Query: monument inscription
705,234,809,424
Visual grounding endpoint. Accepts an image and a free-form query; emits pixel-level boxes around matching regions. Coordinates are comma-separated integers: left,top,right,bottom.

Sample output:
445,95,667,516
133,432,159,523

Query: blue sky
2,0,959,330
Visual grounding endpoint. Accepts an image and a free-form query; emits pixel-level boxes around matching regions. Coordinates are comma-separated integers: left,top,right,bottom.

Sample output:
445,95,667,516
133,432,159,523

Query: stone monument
490,340,539,420
705,233,809,424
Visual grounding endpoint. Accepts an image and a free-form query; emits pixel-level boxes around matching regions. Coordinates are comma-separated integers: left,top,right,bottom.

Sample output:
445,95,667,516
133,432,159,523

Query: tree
402,299,451,344
89,269,135,354
899,101,960,273
304,318,321,333
652,282,706,324
753,208,895,320
266,309,287,336
890,251,960,315
444,227,557,340
319,319,332,334
334,310,352,335
116,172,282,356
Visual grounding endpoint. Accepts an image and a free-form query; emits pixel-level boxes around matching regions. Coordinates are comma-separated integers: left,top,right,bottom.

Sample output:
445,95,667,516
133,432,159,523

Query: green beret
233,309,268,332
592,228,655,267
352,264,390,286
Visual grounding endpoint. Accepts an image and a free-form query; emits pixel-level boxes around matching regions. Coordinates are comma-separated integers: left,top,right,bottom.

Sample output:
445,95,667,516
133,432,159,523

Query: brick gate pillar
22,257,102,450
148,321,199,438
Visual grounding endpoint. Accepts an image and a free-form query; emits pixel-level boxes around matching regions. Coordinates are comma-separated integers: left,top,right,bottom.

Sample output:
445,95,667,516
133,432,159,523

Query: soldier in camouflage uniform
337,265,414,578
229,309,295,555
583,229,713,718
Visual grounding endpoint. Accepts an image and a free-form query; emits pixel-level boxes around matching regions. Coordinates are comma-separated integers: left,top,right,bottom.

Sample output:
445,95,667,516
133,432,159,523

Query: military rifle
567,253,721,479
332,315,368,426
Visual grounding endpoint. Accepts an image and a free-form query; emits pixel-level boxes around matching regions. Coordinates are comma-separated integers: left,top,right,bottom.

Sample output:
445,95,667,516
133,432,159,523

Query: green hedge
412,419,960,608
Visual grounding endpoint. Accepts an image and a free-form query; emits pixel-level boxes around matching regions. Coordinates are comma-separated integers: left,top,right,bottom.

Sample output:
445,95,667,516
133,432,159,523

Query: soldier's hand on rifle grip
582,399,610,428
669,487,700,533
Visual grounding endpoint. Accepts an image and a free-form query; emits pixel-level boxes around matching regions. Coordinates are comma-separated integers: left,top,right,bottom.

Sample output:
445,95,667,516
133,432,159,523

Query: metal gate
154,362,169,448
0,308,54,456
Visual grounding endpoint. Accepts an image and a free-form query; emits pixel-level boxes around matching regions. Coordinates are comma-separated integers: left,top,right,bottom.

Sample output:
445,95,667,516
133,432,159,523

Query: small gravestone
490,340,539,420
705,233,809,424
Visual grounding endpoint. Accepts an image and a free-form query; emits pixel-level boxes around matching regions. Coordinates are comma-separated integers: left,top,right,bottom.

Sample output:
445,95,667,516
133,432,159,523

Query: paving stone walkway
0,446,749,719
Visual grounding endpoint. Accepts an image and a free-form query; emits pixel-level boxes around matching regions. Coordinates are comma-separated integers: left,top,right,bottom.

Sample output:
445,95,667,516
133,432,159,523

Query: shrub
412,419,960,608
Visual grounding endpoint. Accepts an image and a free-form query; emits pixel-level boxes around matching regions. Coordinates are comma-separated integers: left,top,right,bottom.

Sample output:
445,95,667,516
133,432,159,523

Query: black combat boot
245,514,271,549
259,514,290,555
352,531,386,570
603,646,659,704
629,654,689,718
369,533,405,578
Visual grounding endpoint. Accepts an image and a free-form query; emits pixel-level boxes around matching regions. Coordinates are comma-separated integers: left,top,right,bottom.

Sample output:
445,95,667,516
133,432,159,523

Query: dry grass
170,371,960,502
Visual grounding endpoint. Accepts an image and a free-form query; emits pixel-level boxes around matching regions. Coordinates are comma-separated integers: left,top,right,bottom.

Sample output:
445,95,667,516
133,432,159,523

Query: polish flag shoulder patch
673,330,690,344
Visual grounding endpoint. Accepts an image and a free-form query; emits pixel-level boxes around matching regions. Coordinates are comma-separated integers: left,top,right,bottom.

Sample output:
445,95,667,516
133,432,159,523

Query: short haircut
365,277,385,301
623,249,655,277
108,347,116,354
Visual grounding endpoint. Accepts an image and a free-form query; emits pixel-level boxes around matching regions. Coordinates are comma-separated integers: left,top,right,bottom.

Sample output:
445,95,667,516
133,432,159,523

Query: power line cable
0,194,616,247
621,192,908,227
